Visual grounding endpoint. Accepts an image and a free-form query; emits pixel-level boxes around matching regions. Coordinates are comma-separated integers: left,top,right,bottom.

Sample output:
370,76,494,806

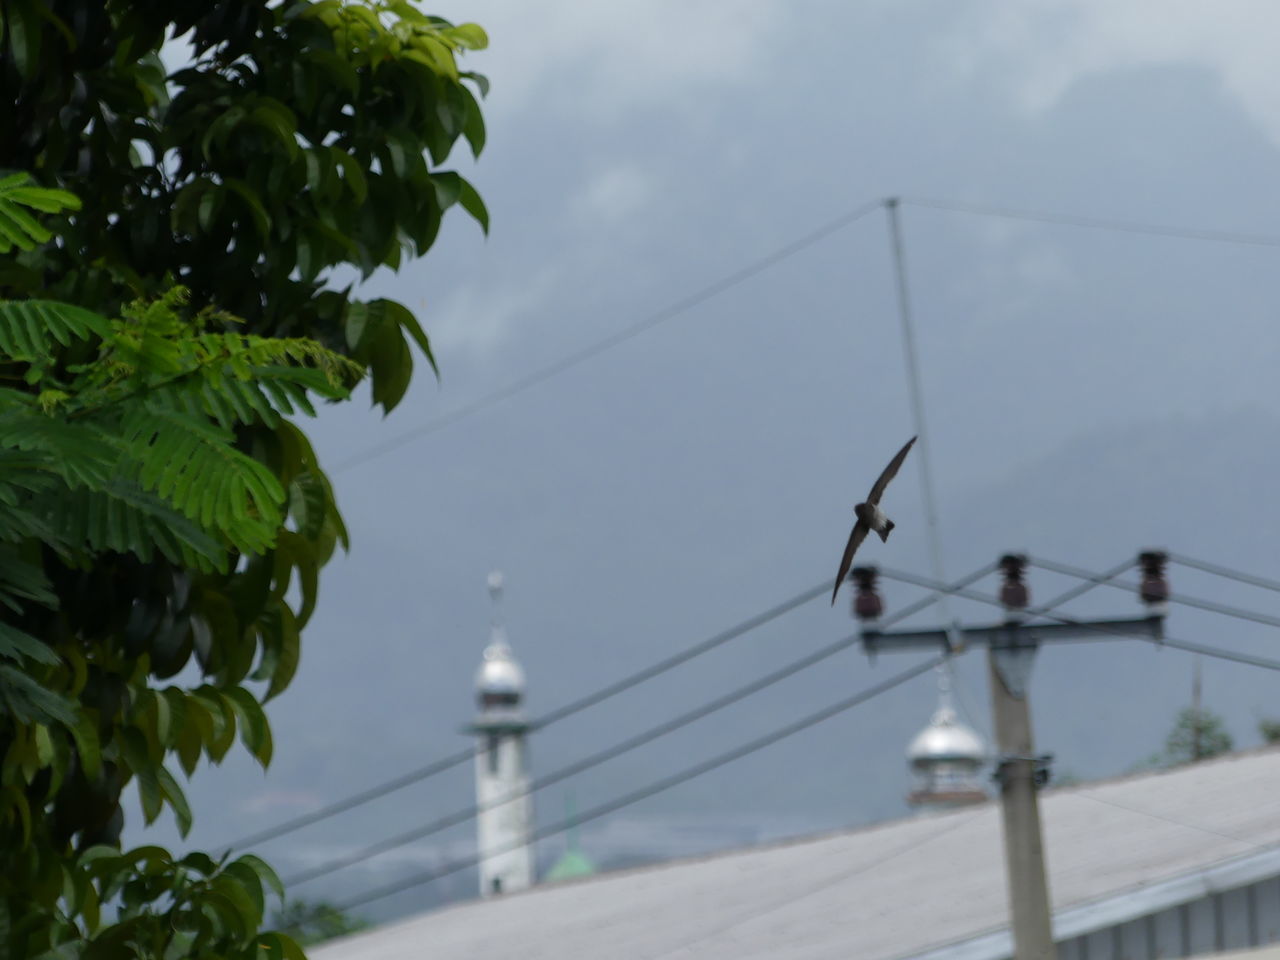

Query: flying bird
831,435,918,605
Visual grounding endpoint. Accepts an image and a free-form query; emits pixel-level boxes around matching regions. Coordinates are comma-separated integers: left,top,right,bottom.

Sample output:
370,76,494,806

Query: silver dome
476,636,525,695
907,705,986,766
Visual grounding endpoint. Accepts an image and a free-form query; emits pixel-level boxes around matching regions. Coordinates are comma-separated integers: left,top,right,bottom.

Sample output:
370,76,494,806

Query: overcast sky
127,0,1280,923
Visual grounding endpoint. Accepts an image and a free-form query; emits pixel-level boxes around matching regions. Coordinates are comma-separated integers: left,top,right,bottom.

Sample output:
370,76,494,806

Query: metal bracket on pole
993,753,1054,789
991,626,1038,699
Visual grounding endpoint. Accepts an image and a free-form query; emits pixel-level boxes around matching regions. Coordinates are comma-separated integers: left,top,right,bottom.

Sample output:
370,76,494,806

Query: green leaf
1,786,32,848
264,604,299,702
368,318,413,412
448,22,489,50
0,621,60,666
431,171,462,210
0,665,76,726
288,472,326,539
330,147,368,203
33,722,54,767
70,712,102,781
223,178,273,240
156,763,193,837
0,300,110,358
376,298,437,378
222,860,266,922
5,0,41,80
237,854,285,902
176,715,202,777
258,932,307,960
190,686,236,762
344,302,371,351
460,84,486,157
119,727,162,823
458,176,489,234
223,687,273,767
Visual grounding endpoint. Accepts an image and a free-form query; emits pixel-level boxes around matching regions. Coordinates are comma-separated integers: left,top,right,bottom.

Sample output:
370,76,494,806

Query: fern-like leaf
119,401,284,553
0,621,60,666
41,482,231,572
0,300,110,359
0,404,120,491
0,172,81,255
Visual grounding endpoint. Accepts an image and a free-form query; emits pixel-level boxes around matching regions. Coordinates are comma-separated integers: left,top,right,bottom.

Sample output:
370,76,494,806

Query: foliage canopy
0,1,488,956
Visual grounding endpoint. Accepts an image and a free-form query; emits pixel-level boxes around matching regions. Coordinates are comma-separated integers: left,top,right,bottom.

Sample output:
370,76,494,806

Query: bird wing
831,521,870,605
866,435,918,505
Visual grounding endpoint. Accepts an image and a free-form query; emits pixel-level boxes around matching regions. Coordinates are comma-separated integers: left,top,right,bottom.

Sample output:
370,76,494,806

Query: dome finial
488,570,505,617
935,659,956,722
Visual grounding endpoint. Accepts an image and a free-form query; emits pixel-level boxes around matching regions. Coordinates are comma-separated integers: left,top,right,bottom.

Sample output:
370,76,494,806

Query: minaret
906,661,988,809
469,571,534,897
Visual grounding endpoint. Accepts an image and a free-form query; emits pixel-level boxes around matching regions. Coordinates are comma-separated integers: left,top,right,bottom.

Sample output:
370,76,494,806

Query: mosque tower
469,571,535,897
905,661,988,809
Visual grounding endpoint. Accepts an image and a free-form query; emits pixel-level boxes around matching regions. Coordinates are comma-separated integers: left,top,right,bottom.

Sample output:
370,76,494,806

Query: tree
1161,706,1233,766
1258,718,1280,745
273,900,371,947
1,178,364,957
0,1,488,956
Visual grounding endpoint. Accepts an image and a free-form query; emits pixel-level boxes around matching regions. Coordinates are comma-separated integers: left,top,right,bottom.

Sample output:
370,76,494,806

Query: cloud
945,1,1280,146
571,165,655,224
435,0,786,117
427,264,562,355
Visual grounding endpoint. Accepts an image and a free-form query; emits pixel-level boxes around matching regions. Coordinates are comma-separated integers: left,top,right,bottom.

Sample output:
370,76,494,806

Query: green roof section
545,849,597,882
544,790,596,883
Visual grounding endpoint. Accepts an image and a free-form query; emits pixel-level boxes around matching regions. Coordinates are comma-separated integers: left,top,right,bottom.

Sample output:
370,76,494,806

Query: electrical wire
1167,552,1280,596
875,566,1280,674
1155,636,1280,674
901,197,1280,251
330,198,886,473
223,578,832,851
1027,555,1280,632
228,560,980,852
332,195,1280,476
332,653,946,912
283,562,999,887
298,554,1280,908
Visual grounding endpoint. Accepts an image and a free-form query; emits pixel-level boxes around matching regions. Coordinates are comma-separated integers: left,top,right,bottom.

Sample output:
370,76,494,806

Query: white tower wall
474,729,534,896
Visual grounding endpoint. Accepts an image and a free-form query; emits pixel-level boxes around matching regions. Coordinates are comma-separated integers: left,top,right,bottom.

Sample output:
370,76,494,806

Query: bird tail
877,519,894,543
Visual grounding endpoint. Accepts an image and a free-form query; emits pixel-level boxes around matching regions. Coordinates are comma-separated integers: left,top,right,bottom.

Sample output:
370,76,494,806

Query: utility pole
848,552,1168,960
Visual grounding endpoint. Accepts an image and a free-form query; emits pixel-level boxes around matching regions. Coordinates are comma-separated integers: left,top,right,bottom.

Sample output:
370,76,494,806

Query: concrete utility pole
848,553,1169,960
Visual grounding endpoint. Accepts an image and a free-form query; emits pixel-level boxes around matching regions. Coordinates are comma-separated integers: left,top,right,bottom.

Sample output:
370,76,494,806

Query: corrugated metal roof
313,747,1280,960
1208,948,1280,960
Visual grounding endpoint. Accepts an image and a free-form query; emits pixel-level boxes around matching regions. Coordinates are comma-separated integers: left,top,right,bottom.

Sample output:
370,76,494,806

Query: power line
1029,557,1137,611
901,197,1280,251
1167,552,1280,596
224,577,836,851
1156,636,1280,674
224,743,477,853
331,198,886,473
875,565,1280,674
330,195,1280,477
284,562,1000,887
1027,555,1280,633
333,653,946,913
